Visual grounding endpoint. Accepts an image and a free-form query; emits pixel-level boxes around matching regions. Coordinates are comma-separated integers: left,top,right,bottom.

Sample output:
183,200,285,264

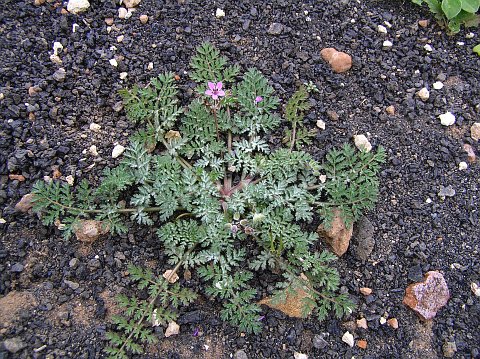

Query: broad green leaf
426,0,443,16
448,19,461,32
461,0,480,13
473,44,480,56
411,0,424,4
442,0,462,19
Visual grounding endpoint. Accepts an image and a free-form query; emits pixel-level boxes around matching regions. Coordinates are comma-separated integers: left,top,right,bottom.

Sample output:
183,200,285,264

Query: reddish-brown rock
357,339,367,349
320,48,352,73
14,193,35,212
9,174,25,182
74,220,109,244
317,209,353,256
403,271,450,320
463,144,476,163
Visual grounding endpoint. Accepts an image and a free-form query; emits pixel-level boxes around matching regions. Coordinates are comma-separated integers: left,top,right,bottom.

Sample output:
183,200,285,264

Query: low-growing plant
31,43,385,358
411,0,480,33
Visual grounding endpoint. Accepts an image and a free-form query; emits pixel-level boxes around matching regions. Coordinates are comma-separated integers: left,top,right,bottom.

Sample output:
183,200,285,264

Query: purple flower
255,96,263,103
257,315,265,321
192,327,199,336
205,82,225,100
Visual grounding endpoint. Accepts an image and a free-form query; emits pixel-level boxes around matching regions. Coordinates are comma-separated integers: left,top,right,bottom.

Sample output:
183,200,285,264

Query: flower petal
216,82,223,90
208,82,216,91
217,90,225,97
211,94,219,100
205,90,213,96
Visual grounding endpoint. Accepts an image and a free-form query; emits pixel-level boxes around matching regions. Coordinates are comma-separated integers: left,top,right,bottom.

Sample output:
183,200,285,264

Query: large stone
267,22,284,35
74,220,109,243
67,0,90,14
258,276,313,318
403,271,450,320
15,193,35,212
3,337,27,353
320,48,352,73
471,122,480,141
317,209,353,257
352,217,375,261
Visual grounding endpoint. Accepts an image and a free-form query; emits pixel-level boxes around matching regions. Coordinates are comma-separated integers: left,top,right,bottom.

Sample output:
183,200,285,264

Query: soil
1,0,480,358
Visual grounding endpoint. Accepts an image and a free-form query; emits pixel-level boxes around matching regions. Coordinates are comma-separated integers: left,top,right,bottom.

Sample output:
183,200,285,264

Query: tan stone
357,339,367,349
403,271,450,320
329,51,352,73
123,0,141,8
387,317,399,329
74,220,109,244
15,193,35,212
105,18,114,26
139,14,148,24
359,287,372,296
162,269,179,284
164,321,180,337
386,105,395,115
9,174,25,182
317,209,353,256
320,47,337,62
356,317,368,329
258,277,313,318
463,144,476,163
470,122,480,141
418,20,428,28
34,0,46,5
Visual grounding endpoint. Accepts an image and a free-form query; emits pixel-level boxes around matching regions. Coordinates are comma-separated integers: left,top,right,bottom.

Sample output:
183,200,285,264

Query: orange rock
387,317,399,329
317,209,353,256
329,51,352,73
74,220,109,244
258,277,313,318
9,174,25,182
53,168,62,179
174,74,181,81
359,287,372,296
320,48,337,62
357,339,367,349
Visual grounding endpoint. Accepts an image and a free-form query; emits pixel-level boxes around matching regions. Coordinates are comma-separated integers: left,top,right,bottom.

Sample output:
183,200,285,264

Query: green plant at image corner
411,0,480,33
30,43,386,358
473,43,480,54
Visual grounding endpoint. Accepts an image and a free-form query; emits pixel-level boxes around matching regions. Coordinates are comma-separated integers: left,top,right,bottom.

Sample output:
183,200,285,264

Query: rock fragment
215,8,225,18
416,87,429,101
357,339,367,349
89,145,98,156
15,193,35,212
438,185,455,198
387,318,398,329
316,119,326,130
320,48,352,73
74,220,109,243
105,17,114,26
458,161,467,170
356,318,368,329
470,122,480,141
443,341,457,358
165,321,180,337
112,144,125,158
118,7,128,19
418,19,428,28
342,331,354,347
377,25,387,34
162,269,179,284
317,209,353,257
267,23,284,35
424,44,433,52
403,271,450,320
359,287,372,296
471,282,480,297
294,352,308,359
89,122,101,132
433,81,444,90
34,0,46,5
67,0,90,14
139,14,148,24
353,134,372,152
463,144,476,163
386,105,395,115
123,0,141,8
439,112,455,126
3,337,27,354
382,40,393,48
53,68,66,82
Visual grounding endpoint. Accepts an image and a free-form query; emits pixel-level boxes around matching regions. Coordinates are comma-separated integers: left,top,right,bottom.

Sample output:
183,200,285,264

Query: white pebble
457,41,465,46
117,35,124,43
342,331,354,347
377,25,387,34
89,122,101,132
433,81,444,90
439,112,455,126
424,44,433,52
417,87,430,101
215,8,225,18
458,161,468,170
383,40,393,48
147,62,154,70
426,198,432,204
89,145,98,156
294,352,308,359
119,72,128,79
50,54,62,65
380,317,387,325
353,134,372,153
109,58,118,67
316,119,326,130
65,175,74,186
471,283,480,297
466,32,475,39
72,23,79,33
384,21,392,28
53,41,63,55
112,144,125,158
118,7,128,18
125,9,134,20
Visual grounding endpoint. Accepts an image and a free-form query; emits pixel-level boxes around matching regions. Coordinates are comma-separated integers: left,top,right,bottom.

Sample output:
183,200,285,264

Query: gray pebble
267,23,284,35
3,337,27,353
10,263,24,272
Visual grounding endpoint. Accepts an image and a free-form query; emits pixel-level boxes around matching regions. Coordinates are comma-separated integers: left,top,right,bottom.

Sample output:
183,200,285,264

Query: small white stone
0,93,4,100
72,23,79,33
0,218,6,224
53,41,63,55
109,58,118,67
89,122,101,132
342,331,354,347
65,175,74,186
162,269,179,283
89,145,98,156
319,175,327,183
294,352,308,359
466,32,475,39
316,119,326,130
125,9,134,20
456,41,465,46
118,7,128,19
417,87,429,101
147,62,154,70
112,144,125,158
383,40,393,47
384,21,392,28
164,321,180,337
215,8,225,18
377,25,387,34
458,162,468,170
116,35,124,43
119,72,128,80
439,112,455,126
433,81,444,90
424,44,433,52
50,54,63,65
67,0,90,14
426,198,432,204
471,282,480,297
353,134,372,153
106,26,112,34
380,317,387,325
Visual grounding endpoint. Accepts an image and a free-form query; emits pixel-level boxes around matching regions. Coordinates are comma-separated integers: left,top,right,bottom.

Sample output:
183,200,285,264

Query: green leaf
411,0,424,4
474,44,480,56
461,0,480,13
442,0,462,19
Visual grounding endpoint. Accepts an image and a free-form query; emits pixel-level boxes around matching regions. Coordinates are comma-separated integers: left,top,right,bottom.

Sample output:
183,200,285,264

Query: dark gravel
1,0,479,358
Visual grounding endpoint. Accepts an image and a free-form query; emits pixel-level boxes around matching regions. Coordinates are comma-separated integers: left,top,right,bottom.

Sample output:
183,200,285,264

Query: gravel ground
1,0,479,358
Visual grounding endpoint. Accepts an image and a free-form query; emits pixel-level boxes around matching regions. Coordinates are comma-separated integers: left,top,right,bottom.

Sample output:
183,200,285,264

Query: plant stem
289,121,297,152
117,245,197,356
